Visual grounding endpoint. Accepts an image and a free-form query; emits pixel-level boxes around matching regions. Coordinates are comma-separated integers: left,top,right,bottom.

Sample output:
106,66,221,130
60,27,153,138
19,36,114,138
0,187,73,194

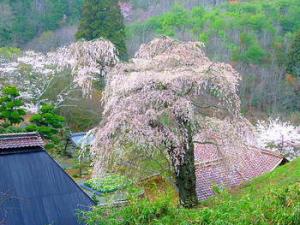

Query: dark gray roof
0,137,94,225
70,132,95,148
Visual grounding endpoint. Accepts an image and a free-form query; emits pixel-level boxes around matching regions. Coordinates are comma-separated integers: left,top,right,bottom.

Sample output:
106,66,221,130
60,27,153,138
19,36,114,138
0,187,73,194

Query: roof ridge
0,147,44,155
248,145,283,158
0,132,39,139
71,132,87,136
260,149,283,158
0,132,44,152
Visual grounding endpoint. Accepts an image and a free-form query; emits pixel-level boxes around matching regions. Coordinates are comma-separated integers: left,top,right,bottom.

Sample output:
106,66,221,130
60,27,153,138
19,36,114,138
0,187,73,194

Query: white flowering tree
92,37,254,207
256,118,300,160
0,39,118,111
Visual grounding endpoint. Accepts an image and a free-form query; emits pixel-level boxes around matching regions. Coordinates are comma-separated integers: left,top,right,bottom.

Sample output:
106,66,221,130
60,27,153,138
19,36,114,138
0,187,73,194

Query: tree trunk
175,122,198,208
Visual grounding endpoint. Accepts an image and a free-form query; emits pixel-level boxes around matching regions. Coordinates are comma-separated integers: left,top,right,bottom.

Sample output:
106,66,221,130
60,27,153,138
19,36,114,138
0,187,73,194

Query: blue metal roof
70,132,95,147
0,148,94,225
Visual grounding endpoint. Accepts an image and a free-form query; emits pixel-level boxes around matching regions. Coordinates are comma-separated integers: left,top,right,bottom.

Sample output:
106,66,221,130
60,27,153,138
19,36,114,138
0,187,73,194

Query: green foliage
84,175,130,193
91,193,99,205
76,0,128,60
0,86,69,155
125,0,300,114
127,0,300,65
0,86,26,126
26,104,65,139
71,148,92,178
148,4,191,37
41,0,68,30
232,33,267,64
0,126,26,134
287,30,300,77
80,192,178,225
26,103,67,155
81,158,300,225
0,47,21,60
37,69,101,131
0,0,83,47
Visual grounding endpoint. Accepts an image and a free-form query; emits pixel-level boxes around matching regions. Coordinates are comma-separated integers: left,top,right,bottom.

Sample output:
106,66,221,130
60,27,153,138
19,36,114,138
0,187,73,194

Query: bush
79,191,183,225
84,175,131,193
0,47,21,60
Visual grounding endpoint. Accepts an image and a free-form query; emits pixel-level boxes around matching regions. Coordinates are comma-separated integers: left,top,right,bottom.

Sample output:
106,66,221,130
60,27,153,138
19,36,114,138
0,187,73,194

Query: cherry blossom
91,37,255,207
256,118,300,160
0,39,118,110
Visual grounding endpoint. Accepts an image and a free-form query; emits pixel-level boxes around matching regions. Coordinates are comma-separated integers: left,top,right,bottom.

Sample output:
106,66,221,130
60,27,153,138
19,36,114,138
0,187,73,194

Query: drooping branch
92,37,254,207
193,140,219,145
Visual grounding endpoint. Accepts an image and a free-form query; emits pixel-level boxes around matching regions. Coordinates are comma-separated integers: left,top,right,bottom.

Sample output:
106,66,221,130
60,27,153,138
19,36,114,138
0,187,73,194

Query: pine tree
76,0,128,60
0,86,26,127
287,31,300,77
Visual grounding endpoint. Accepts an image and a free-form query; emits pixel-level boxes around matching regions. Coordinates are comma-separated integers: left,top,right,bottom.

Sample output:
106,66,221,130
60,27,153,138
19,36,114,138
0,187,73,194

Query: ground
81,158,300,225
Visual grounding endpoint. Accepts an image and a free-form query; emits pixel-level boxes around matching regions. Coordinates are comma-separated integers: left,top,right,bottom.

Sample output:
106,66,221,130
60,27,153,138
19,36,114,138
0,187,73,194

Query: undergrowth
80,159,300,225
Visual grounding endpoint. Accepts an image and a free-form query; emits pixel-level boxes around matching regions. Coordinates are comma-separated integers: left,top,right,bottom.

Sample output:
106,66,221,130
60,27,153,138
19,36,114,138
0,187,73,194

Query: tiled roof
0,132,44,154
195,143,283,200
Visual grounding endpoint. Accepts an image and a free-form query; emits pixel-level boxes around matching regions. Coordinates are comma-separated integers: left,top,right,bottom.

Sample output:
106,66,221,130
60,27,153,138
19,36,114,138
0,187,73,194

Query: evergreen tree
76,0,128,60
26,103,66,154
0,86,26,127
287,31,300,77
26,104,65,140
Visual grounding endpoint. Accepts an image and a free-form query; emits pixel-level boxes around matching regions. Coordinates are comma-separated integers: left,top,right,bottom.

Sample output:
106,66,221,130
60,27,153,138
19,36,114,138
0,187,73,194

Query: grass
81,158,300,225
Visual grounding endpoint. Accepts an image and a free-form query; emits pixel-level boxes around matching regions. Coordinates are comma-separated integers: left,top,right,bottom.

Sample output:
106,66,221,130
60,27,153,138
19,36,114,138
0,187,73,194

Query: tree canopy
0,86,26,126
26,104,65,139
287,31,300,77
76,0,128,60
0,0,83,47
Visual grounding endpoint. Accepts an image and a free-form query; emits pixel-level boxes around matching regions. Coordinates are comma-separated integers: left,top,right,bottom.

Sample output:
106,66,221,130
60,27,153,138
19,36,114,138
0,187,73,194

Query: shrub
84,175,130,193
0,47,21,60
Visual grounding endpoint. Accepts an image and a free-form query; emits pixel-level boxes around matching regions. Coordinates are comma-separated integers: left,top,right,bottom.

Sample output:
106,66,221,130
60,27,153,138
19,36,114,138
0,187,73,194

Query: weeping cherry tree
92,37,253,208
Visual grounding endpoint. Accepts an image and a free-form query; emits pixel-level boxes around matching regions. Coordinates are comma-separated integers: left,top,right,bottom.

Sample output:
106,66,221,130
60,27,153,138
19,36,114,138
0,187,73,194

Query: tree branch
193,140,219,146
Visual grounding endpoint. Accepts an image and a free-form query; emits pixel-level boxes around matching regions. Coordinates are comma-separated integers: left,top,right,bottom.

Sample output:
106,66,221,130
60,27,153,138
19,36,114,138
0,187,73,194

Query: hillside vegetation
126,0,300,116
2,0,300,118
81,158,300,225
0,0,83,47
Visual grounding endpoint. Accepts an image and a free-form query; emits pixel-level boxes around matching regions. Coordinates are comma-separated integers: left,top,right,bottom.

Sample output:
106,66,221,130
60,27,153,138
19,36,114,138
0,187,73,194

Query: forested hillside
0,0,83,48
126,0,300,116
1,0,300,121
0,0,226,50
